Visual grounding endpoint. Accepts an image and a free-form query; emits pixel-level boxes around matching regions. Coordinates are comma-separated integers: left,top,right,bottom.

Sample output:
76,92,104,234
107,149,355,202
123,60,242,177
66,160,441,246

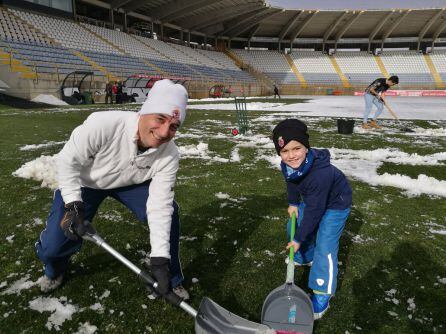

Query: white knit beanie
139,79,188,125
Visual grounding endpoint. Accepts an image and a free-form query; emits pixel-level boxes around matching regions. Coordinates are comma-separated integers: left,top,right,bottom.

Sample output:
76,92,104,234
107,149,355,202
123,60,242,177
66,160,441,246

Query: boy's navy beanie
272,119,310,155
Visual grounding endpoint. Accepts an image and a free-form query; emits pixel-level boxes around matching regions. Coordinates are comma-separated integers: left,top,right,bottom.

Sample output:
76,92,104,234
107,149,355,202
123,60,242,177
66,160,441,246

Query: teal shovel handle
286,212,296,284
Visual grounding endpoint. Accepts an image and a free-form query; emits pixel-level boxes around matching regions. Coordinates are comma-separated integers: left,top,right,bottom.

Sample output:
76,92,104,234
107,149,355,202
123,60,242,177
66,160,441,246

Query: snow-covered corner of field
32,94,69,106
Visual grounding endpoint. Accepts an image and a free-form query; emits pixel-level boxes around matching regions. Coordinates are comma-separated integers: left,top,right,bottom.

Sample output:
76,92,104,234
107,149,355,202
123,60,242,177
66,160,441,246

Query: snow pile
32,94,69,106
12,155,58,189
29,296,78,330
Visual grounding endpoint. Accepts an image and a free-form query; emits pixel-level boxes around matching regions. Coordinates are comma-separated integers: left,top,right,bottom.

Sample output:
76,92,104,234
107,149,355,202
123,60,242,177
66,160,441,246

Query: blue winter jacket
282,148,352,243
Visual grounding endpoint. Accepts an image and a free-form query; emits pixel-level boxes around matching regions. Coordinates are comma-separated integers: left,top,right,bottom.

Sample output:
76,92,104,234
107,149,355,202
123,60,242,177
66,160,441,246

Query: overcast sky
268,0,446,10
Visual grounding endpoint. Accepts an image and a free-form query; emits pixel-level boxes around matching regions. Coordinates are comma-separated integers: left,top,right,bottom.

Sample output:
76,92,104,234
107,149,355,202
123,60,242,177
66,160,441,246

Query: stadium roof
81,0,446,45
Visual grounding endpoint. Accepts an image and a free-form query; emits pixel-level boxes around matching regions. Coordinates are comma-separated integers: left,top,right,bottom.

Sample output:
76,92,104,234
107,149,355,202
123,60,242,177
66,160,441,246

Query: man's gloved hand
60,201,84,240
151,257,171,296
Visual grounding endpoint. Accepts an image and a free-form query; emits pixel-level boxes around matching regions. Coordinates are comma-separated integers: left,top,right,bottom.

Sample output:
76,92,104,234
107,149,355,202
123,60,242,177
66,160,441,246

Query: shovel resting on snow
80,223,274,334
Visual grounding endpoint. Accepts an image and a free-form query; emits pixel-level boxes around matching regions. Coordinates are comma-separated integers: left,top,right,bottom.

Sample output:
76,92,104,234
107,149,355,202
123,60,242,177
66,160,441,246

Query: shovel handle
286,212,297,284
289,212,296,261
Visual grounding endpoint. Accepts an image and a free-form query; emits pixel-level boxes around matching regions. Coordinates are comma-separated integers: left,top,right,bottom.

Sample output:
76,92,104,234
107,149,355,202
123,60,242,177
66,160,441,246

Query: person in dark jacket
273,84,281,99
272,119,352,320
363,75,399,129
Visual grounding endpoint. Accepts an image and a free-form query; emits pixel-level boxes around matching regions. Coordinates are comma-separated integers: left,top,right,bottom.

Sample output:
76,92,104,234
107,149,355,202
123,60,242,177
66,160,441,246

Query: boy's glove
60,201,84,240
151,257,171,295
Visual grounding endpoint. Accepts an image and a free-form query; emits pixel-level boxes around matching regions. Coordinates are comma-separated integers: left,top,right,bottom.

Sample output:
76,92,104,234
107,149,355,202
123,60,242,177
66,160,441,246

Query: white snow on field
429,229,446,235
0,274,38,295
261,147,446,197
12,155,58,189
74,322,98,334
189,96,446,120
32,94,69,106
12,99,446,198
13,145,446,197
29,296,78,331
215,192,230,199
20,141,66,151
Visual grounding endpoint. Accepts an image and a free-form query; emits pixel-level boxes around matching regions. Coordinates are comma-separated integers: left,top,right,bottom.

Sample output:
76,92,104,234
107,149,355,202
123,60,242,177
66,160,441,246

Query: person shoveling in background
362,75,399,129
35,79,190,301
272,119,352,319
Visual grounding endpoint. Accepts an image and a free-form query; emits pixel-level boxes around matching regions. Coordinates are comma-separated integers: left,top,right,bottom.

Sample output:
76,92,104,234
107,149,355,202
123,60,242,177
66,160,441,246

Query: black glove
151,257,171,296
60,201,84,241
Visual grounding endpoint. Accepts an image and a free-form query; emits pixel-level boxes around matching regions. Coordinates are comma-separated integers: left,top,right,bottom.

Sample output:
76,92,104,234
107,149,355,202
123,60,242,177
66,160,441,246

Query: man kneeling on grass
272,119,352,319
362,75,399,129
36,79,189,300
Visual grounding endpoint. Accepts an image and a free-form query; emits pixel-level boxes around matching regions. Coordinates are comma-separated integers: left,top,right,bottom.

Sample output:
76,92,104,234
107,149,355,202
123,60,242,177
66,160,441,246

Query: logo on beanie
172,109,180,120
278,136,285,148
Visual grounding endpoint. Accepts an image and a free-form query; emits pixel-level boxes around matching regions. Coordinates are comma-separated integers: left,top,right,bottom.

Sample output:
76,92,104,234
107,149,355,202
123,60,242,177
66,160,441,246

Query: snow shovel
261,213,314,334
383,100,414,133
80,223,272,334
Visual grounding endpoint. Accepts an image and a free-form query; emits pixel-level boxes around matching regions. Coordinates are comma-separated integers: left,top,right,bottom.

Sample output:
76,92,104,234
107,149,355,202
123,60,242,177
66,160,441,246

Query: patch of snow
215,192,230,200
20,141,66,151
29,296,78,331
74,322,98,334
1,274,38,295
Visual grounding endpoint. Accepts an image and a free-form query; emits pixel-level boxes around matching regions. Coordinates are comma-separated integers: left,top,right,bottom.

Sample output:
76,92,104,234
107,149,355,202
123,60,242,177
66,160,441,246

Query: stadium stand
11,9,121,55
289,51,342,85
429,51,446,82
232,49,299,84
334,51,383,85
0,7,52,45
0,8,98,77
1,2,445,101
379,51,434,86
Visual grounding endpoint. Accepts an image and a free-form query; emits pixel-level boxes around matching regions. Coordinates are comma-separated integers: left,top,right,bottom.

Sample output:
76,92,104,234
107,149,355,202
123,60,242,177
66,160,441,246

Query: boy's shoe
284,257,313,267
311,293,331,320
369,120,381,129
146,285,190,301
361,123,371,129
40,274,64,293
173,285,190,300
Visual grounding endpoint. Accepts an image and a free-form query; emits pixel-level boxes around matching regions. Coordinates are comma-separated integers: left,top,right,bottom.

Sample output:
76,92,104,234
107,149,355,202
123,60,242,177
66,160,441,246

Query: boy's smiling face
279,140,308,169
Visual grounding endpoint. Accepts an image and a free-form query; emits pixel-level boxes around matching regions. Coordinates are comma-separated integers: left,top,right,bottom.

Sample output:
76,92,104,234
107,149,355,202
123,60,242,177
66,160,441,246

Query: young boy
272,119,352,319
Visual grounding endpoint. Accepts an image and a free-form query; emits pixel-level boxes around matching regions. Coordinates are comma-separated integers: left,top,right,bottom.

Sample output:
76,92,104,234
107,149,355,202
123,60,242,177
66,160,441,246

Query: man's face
137,114,180,148
386,80,396,86
279,140,308,169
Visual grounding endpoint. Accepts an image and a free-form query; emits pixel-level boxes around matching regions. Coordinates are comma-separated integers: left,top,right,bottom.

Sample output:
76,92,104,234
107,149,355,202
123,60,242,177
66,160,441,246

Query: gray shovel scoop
261,213,314,333
80,223,272,334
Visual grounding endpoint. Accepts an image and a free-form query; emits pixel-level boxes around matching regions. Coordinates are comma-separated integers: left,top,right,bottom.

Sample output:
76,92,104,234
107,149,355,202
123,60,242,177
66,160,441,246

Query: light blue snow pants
287,204,350,295
363,92,384,123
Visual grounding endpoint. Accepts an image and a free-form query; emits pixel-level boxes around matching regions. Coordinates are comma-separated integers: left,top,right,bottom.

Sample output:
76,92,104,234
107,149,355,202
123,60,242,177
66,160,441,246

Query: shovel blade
195,297,273,334
261,284,313,334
